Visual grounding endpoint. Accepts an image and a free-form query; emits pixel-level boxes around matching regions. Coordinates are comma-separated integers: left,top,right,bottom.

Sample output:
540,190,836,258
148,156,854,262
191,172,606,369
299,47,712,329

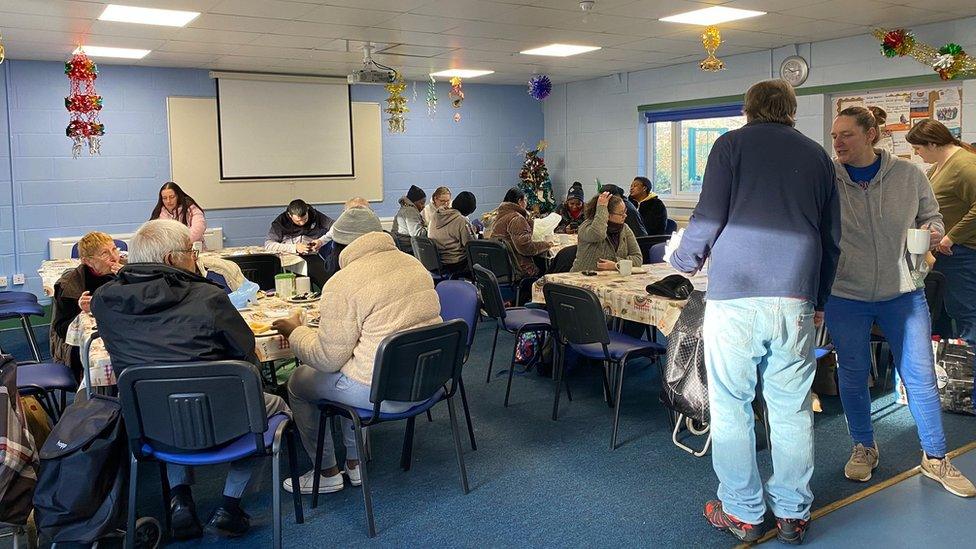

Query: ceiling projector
347,42,396,85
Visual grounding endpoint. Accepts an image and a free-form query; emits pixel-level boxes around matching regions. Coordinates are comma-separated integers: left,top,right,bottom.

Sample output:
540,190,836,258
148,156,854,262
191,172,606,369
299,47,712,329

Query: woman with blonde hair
826,106,974,497
907,118,976,410
422,186,452,224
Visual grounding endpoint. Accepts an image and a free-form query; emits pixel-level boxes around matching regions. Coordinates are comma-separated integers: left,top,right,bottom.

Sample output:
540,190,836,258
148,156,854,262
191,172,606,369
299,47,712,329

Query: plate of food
287,291,321,303
247,320,277,336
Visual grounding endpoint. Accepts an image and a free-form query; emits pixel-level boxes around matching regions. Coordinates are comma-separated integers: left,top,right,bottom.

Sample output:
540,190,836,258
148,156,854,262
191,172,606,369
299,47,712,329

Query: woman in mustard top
907,119,976,408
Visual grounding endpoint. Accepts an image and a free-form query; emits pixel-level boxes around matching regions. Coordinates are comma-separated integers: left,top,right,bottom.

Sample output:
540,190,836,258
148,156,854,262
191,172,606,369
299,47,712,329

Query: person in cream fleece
272,211,442,495
826,106,975,497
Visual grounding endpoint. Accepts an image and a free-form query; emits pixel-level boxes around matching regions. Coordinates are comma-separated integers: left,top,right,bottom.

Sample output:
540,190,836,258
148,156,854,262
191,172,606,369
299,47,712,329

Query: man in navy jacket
670,79,840,545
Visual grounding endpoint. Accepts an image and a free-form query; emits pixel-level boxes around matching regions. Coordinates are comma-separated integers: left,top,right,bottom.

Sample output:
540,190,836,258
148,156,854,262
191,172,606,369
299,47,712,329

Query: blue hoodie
670,121,841,309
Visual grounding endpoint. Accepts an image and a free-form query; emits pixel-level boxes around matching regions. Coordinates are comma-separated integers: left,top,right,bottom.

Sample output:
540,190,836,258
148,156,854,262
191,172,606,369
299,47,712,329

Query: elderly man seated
91,219,289,541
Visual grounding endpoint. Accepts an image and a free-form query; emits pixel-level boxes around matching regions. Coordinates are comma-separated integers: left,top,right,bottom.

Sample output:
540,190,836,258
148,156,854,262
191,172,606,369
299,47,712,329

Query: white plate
287,296,319,304
631,268,648,274
262,309,291,318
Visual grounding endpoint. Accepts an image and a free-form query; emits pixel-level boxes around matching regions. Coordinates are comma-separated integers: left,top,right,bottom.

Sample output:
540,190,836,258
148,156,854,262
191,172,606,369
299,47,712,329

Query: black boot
206,506,251,538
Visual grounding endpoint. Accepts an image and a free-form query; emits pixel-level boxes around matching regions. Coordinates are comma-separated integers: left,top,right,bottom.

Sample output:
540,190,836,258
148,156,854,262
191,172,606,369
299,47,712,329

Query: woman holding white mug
570,191,643,273
825,106,974,497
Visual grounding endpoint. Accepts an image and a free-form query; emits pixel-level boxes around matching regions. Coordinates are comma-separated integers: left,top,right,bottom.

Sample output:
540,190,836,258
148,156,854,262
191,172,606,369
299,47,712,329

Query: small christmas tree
517,140,556,216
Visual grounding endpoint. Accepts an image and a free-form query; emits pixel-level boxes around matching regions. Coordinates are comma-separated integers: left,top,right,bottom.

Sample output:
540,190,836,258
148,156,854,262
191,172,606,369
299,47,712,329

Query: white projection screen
214,72,353,179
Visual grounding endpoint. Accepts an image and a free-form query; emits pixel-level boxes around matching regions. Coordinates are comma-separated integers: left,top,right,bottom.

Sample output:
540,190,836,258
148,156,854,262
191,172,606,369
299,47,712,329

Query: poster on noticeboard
834,85,963,166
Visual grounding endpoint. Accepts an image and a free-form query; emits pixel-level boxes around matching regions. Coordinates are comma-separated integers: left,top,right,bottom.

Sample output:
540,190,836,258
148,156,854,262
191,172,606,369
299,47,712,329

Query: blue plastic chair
436,281,480,451
70,239,128,259
0,292,45,362
16,361,76,420
649,242,667,264
471,266,551,404
205,271,233,294
309,320,470,538
543,282,666,450
116,361,304,549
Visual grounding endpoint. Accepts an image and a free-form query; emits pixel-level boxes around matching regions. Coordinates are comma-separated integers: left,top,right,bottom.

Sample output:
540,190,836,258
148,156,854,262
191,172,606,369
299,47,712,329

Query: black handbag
660,291,709,423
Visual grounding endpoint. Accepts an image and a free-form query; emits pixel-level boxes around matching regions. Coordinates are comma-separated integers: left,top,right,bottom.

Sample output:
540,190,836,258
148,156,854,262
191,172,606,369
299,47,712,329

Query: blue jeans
288,367,422,468
825,290,947,457
934,245,976,404
703,297,816,524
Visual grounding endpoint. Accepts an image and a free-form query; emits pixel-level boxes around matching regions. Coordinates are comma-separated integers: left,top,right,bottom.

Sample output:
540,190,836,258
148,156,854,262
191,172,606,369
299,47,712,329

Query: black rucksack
660,291,709,423
33,394,128,544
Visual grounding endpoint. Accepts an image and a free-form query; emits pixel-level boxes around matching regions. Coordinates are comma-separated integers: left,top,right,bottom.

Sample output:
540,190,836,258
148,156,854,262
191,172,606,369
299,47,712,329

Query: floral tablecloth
530,263,708,335
38,246,305,296
68,295,320,387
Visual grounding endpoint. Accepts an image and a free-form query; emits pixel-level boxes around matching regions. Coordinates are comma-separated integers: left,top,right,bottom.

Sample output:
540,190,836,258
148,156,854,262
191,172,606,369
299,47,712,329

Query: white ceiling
1,0,974,84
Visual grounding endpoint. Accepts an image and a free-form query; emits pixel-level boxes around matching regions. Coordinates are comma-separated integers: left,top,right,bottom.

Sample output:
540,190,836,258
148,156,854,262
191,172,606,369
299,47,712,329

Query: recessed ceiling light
99,4,200,27
520,44,601,57
659,7,765,25
429,69,494,78
74,45,151,59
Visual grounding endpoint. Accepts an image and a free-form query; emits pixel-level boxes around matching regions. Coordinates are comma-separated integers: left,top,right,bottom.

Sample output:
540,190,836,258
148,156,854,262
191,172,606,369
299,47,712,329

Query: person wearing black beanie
429,190,478,275
556,182,586,234
392,185,429,252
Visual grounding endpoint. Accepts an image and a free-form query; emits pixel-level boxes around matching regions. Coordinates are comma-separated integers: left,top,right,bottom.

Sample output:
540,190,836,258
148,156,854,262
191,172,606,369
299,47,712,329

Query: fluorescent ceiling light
429,69,494,78
74,45,151,59
520,44,601,57
99,4,200,27
659,6,765,25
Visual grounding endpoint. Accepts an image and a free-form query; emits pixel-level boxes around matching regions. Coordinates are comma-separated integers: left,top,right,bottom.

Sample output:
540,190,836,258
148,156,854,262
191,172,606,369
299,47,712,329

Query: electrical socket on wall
12,274,25,285
0,276,7,288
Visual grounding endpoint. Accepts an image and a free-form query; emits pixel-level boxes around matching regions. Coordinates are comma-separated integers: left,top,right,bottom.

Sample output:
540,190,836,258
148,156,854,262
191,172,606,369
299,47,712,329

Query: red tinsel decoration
65,51,104,157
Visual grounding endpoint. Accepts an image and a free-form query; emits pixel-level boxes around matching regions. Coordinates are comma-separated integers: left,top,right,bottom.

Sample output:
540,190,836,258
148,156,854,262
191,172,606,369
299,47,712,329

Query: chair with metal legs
309,320,470,538
0,292,46,362
471,266,551,405
543,283,665,450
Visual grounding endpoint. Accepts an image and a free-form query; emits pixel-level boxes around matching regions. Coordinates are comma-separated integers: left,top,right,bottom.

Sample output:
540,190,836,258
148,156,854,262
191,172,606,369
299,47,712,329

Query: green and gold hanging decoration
426,75,438,117
384,72,408,133
874,28,976,80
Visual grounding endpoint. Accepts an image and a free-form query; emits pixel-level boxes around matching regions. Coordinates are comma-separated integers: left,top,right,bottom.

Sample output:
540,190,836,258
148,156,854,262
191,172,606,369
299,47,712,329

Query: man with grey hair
91,219,289,541
669,79,841,544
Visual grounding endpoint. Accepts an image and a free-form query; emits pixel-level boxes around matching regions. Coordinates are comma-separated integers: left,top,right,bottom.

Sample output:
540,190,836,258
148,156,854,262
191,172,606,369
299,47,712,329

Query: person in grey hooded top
429,191,477,275
826,106,975,498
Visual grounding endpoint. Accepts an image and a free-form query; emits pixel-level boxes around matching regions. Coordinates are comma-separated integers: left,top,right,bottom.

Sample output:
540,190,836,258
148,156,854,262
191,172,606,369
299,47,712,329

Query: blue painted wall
0,60,542,298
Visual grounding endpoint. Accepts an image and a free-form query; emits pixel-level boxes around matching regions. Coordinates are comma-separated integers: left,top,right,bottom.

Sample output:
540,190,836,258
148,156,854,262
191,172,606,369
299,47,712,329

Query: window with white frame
644,104,745,198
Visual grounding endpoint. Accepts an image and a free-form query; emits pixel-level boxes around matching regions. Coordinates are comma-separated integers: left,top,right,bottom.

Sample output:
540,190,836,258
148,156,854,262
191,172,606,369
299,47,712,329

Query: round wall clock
780,55,809,87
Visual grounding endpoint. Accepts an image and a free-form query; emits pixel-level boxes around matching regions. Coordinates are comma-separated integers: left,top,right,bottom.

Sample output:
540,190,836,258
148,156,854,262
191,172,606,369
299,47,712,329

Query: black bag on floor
33,394,128,544
660,291,709,423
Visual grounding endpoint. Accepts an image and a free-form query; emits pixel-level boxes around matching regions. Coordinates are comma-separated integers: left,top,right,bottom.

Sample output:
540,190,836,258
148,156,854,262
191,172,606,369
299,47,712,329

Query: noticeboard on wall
834,85,963,165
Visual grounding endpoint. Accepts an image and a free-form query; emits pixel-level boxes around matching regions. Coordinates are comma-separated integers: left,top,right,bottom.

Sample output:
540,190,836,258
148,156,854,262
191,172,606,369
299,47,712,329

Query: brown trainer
844,443,879,482
920,454,976,498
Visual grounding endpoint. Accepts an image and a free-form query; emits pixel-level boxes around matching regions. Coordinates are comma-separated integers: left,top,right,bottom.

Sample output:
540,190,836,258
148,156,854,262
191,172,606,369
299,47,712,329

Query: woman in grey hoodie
429,191,477,275
826,106,974,497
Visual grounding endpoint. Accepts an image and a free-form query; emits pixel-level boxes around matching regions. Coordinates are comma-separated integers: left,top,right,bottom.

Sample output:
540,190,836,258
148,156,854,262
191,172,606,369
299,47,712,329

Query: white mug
295,276,311,295
617,259,633,276
907,228,929,254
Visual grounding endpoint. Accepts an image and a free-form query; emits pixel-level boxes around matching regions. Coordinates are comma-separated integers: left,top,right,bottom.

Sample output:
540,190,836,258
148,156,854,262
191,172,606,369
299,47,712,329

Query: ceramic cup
907,228,929,254
295,276,311,295
617,259,633,276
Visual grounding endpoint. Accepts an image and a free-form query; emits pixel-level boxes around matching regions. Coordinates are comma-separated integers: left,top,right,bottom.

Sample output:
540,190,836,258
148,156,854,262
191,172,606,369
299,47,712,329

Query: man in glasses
91,219,289,541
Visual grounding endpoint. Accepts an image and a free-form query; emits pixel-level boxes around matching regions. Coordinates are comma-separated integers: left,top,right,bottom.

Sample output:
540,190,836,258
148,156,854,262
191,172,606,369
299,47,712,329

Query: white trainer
282,470,344,494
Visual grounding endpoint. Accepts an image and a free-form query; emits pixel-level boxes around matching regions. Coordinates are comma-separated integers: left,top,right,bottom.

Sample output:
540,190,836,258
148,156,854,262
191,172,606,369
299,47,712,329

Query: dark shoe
703,500,762,542
776,517,809,545
206,506,251,538
169,493,203,540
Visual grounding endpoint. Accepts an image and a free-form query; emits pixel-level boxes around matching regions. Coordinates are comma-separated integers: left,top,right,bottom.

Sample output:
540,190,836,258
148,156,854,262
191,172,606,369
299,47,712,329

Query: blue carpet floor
2,320,975,548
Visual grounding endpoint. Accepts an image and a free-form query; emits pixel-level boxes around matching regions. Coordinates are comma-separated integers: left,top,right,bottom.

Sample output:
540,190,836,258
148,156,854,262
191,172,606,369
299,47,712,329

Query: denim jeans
288,366,422,468
825,290,947,457
934,244,976,404
703,297,816,524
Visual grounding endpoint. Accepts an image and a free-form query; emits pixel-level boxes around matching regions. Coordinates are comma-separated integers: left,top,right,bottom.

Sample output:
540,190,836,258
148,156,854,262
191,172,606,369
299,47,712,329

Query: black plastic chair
389,231,415,254
665,218,678,235
225,254,282,291
543,283,665,449
70,239,128,259
309,320,470,537
471,265,551,404
116,361,303,549
411,235,450,282
467,239,521,304
548,245,577,274
636,235,670,265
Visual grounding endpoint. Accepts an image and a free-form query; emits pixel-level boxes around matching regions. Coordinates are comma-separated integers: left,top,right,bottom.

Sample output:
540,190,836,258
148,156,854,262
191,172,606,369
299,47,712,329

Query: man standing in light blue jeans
670,79,840,545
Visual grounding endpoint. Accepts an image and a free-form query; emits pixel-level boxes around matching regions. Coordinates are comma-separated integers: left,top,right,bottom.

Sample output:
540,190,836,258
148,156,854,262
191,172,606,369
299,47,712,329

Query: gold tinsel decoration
0,34,5,65
700,26,725,72
873,28,976,80
384,72,408,133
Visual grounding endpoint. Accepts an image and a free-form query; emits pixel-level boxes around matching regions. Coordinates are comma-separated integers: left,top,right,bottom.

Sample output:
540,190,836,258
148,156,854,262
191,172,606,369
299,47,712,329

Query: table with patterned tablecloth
69,295,320,387
531,263,708,335
38,246,305,296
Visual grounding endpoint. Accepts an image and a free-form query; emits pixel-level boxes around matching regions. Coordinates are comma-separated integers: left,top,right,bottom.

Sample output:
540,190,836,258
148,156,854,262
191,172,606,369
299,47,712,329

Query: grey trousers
168,393,290,498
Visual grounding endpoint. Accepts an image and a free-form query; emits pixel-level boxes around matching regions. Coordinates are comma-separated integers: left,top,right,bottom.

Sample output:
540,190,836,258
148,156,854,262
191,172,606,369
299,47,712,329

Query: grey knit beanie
331,207,383,245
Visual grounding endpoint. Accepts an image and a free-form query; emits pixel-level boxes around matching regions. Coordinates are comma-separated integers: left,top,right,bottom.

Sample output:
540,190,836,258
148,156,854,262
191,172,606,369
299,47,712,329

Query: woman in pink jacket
150,181,207,245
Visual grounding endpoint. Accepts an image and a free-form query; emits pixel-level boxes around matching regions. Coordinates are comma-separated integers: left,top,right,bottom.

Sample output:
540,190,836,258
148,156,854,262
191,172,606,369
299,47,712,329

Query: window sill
660,197,699,209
